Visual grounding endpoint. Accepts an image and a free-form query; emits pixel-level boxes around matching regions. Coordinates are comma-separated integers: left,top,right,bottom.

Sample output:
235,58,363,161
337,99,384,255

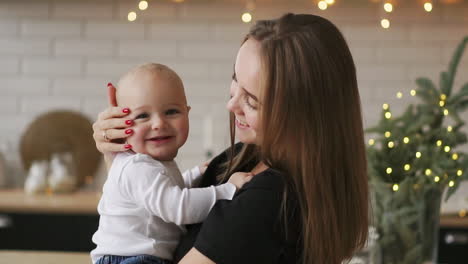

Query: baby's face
117,71,189,161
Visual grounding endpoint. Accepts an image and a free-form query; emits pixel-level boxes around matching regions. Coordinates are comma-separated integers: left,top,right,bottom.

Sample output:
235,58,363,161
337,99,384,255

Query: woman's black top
173,143,302,264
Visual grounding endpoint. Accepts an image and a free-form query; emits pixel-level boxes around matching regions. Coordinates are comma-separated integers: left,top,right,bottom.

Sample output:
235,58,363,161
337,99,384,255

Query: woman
93,13,369,264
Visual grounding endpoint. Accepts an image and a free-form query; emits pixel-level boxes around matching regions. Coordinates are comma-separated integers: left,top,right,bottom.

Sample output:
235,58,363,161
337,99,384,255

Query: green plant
366,36,468,264
367,36,468,200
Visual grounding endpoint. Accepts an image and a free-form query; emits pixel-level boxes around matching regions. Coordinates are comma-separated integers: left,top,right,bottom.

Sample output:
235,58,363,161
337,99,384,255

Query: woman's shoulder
190,166,302,264
242,167,287,193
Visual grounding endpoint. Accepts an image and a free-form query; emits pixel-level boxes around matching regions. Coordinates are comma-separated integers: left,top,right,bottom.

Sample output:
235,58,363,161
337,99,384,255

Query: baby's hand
228,172,253,190
198,161,210,175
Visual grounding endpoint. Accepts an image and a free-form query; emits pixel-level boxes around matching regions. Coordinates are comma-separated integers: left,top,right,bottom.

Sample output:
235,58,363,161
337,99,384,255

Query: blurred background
0,0,467,263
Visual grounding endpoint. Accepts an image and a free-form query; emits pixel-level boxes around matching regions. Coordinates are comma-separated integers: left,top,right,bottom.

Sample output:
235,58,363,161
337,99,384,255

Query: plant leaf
445,37,468,96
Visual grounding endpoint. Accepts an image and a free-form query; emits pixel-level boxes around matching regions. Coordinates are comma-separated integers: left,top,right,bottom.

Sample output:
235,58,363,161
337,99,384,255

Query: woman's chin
236,134,258,145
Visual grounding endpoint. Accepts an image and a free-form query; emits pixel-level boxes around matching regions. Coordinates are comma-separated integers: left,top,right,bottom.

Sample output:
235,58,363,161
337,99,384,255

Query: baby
91,63,252,264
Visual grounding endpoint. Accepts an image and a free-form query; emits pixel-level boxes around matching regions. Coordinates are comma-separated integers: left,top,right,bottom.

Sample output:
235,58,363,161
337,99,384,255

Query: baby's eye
135,113,149,119
165,109,180,115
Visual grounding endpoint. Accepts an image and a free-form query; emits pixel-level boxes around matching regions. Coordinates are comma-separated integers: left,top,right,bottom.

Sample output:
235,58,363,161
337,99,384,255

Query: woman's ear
107,83,118,107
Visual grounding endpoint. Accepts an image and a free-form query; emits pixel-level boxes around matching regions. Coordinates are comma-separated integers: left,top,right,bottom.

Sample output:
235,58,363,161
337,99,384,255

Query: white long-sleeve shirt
91,151,236,263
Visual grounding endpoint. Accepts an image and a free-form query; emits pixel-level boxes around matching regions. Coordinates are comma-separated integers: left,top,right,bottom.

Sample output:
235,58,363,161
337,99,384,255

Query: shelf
0,189,100,215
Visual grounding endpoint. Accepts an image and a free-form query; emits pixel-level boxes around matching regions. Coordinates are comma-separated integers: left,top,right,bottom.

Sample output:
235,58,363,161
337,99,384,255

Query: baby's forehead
116,65,186,105
121,67,179,84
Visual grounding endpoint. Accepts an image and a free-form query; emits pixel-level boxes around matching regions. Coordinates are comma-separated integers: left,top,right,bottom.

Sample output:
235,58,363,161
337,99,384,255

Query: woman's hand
92,83,134,169
178,248,215,264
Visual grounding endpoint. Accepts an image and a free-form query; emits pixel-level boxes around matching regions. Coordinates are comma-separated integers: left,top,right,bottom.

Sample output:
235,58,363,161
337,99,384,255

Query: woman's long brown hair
223,13,369,264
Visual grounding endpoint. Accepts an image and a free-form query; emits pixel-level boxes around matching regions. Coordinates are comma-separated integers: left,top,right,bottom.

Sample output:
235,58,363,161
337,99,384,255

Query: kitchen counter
0,189,467,227
440,213,468,228
0,189,100,215
0,189,101,252
0,250,90,264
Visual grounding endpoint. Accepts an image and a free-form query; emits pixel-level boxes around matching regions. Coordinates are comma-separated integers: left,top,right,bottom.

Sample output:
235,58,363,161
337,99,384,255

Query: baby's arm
182,166,202,188
181,161,209,188
122,161,243,225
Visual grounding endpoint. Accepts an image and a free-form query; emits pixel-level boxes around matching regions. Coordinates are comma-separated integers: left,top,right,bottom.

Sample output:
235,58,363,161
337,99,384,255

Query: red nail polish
107,82,112,87
125,120,133,125
125,129,133,134
124,144,132,149
122,108,130,113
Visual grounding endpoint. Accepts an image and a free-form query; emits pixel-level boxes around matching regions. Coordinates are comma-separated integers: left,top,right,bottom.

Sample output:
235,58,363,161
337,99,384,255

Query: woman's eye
135,113,149,119
244,95,258,110
166,109,180,115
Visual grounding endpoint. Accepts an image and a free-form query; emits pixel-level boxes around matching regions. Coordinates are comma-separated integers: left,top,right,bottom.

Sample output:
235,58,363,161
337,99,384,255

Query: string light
381,19,390,29
325,0,335,4
396,92,403,98
392,184,399,192
449,180,455,187
434,176,440,182
424,1,433,12
425,169,432,176
241,12,252,23
447,126,453,132
368,139,375,146
439,100,445,107
138,1,148,10
440,94,447,100
443,108,449,115
386,167,393,174
388,141,395,148
452,153,459,160
410,89,417,96
416,152,422,158
384,2,393,12
404,164,411,171
173,0,185,3
436,140,443,147
318,1,328,10
385,112,392,119
444,146,451,152
383,103,389,110
403,137,410,144
128,11,137,22
385,131,391,138
457,170,463,176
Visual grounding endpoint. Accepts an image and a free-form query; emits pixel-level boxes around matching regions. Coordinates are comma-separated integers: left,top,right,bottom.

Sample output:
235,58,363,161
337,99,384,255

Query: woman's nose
226,94,241,114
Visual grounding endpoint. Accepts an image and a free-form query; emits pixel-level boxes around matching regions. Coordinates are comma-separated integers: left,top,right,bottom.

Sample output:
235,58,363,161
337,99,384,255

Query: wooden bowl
20,110,101,187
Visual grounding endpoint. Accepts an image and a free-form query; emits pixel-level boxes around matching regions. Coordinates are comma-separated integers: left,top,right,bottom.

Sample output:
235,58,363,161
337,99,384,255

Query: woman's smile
235,118,250,129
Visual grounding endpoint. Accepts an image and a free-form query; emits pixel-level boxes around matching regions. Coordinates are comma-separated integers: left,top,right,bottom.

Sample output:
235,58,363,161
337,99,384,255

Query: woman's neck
250,162,269,175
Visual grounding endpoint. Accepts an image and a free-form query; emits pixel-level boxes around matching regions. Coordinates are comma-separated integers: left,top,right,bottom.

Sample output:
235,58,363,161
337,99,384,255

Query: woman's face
226,38,262,145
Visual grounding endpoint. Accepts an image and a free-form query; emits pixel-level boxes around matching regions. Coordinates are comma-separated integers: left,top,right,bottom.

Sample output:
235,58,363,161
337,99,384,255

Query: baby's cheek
126,129,144,147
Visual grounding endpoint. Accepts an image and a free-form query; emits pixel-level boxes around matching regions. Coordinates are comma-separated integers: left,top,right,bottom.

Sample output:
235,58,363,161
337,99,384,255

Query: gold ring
102,130,110,142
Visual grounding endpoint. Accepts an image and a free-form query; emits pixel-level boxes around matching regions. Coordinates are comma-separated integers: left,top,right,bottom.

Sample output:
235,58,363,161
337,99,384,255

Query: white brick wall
1,0,468,184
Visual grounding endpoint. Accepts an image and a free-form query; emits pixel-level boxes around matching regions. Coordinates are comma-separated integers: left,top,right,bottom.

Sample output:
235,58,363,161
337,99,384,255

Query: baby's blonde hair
116,63,185,105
